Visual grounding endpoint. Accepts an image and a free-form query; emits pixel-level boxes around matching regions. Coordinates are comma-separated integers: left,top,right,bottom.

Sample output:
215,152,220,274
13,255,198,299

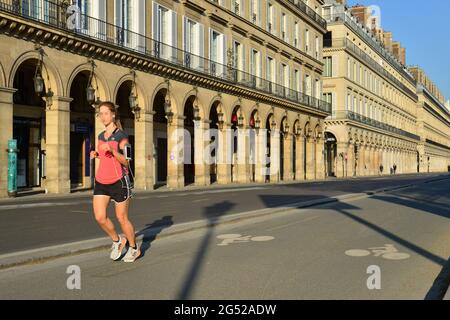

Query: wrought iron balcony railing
328,110,421,141
284,0,327,29
324,38,418,102
0,0,332,114
324,13,416,86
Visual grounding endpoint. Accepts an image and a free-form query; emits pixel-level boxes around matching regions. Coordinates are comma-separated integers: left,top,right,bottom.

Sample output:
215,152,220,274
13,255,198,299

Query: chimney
399,47,406,66
350,5,370,27
335,0,347,5
384,31,393,52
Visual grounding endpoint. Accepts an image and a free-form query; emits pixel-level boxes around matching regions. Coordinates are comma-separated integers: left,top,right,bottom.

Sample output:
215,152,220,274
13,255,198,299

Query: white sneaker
110,235,127,261
122,245,141,263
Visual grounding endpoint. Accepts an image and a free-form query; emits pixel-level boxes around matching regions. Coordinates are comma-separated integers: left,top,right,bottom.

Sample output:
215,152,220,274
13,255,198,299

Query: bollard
6,139,19,198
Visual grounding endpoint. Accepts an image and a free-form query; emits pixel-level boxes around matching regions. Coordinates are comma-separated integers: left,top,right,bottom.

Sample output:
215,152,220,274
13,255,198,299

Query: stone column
336,142,348,178
0,87,16,199
254,128,267,183
295,135,305,181
270,129,281,183
283,133,294,181
358,144,365,176
305,136,315,180
194,119,210,186
315,137,325,180
237,125,250,184
347,142,355,177
217,123,232,185
45,96,72,195
134,111,155,190
167,116,184,189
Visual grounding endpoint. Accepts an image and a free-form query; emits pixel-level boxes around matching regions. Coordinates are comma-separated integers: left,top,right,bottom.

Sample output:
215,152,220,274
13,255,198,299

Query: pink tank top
95,129,129,185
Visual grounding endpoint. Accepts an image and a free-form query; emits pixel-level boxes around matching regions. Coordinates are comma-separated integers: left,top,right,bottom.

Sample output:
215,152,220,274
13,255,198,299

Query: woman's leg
115,199,137,247
93,195,120,241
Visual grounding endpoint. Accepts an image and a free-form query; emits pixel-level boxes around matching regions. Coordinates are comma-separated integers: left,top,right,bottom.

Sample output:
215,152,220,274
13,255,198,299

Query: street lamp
86,60,99,107
33,48,45,95
238,112,244,128
129,70,141,120
193,87,201,121
45,88,54,110
164,80,174,124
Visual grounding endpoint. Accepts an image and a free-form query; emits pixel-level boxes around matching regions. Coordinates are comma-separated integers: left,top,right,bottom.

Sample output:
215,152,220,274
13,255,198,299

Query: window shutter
171,11,177,48
332,55,337,77
152,2,158,40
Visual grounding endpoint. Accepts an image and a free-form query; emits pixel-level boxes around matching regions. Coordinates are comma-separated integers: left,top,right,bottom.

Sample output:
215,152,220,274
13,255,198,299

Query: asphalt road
0,177,448,300
0,173,447,256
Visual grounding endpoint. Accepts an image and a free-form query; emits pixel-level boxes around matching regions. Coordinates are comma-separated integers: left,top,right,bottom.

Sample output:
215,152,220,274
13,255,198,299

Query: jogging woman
90,101,141,263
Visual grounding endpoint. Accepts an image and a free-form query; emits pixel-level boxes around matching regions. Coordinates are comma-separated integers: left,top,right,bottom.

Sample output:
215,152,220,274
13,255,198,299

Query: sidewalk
0,172,446,205
0,173,448,270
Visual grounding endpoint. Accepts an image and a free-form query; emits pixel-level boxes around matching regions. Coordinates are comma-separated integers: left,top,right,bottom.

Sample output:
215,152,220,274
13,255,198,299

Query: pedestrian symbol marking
345,244,410,260
217,234,275,246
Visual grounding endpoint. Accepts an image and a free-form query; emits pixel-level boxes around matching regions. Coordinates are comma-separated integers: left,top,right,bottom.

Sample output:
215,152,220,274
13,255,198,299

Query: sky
347,0,450,102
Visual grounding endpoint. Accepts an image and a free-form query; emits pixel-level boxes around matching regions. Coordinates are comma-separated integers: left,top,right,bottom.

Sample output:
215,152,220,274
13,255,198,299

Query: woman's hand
90,150,98,160
100,143,112,153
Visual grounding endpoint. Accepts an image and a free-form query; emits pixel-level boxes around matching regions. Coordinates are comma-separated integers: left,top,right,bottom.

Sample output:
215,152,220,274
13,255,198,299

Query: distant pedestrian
393,164,397,174
380,165,384,175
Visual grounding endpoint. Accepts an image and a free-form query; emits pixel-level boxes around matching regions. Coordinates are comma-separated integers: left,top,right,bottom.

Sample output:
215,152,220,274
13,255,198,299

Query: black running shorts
93,175,133,203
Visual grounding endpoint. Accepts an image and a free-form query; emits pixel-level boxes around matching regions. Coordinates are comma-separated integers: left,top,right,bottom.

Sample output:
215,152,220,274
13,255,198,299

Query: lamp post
193,87,201,121
129,70,141,120
164,80,173,124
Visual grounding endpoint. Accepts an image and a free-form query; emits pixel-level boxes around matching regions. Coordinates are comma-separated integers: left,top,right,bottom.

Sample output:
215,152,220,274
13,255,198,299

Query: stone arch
246,102,260,125
0,60,6,87
67,63,110,102
207,94,226,123
9,50,64,96
151,80,179,115
113,72,147,113
181,87,207,120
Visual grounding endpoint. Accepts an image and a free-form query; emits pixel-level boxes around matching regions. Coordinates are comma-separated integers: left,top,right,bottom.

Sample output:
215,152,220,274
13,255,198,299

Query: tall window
153,3,176,59
315,79,321,99
281,13,287,41
315,36,320,59
267,57,275,92
210,29,226,76
250,0,261,25
323,93,333,113
232,0,242,16
323,57,332,77
294,21,300,48
22,0,50,22
267,3,274,34
251,49,261,87
281,63,289,92
304,74,311,96
294,69,301,92
305,29,310,53
184,18,204,69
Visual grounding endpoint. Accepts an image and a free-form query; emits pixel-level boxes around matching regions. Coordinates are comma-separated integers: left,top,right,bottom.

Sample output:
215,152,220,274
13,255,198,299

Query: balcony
324,13,416,86
0,0,331,114
324,38,418,102
285,0,327,30
328,111,421,141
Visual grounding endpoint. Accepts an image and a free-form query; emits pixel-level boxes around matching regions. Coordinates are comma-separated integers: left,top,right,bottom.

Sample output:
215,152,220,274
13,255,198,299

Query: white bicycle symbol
217,234,275,246
345,244,410,260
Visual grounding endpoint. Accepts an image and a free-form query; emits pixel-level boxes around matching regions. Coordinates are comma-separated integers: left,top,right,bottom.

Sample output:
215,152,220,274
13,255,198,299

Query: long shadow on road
136,216,174,259
177,201,235,300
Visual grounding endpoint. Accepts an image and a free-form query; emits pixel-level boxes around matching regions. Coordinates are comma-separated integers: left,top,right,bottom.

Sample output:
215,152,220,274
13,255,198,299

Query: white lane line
134,187,267,200
0,201,91,211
